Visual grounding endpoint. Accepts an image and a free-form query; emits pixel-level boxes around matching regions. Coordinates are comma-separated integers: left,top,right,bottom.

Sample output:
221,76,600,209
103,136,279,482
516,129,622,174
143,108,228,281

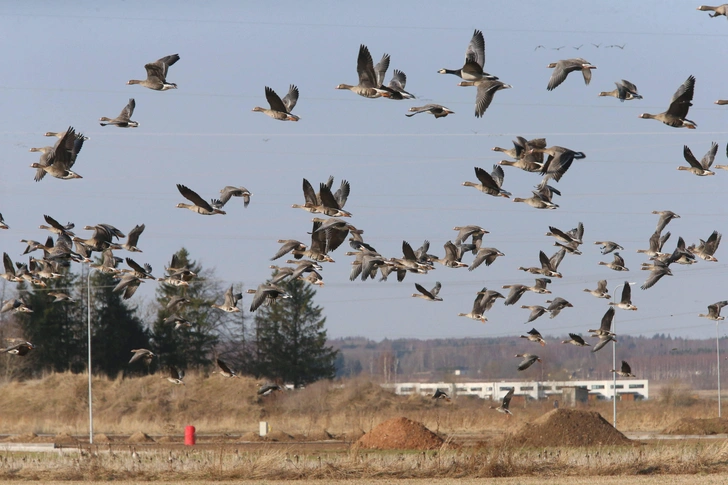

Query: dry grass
2,440,728,481
0,372,721,438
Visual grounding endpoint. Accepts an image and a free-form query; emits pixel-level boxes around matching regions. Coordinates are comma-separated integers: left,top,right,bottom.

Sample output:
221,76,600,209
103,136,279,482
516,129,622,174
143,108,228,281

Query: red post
184,425,196,446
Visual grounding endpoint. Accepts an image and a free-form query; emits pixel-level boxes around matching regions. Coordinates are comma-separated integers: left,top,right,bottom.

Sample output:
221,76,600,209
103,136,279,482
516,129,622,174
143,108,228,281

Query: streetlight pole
87,265,94,444
718,322,722,418
610,282,635,429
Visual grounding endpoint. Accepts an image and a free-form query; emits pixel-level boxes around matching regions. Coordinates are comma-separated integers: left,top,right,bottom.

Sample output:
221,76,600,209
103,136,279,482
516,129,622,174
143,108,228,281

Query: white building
385,379,649,401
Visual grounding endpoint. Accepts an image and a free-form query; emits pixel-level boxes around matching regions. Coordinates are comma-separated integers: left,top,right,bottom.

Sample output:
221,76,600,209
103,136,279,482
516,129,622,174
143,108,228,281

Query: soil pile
127,431,155,443
93,434,111,443
238,431,265,442
663,417,728,435
306,429,333,441
510,409,631,447
266,430,294,442
356,417,443,450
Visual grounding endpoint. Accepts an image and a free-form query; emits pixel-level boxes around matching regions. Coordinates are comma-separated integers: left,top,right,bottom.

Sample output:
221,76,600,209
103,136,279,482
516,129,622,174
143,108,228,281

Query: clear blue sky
1,1,727,342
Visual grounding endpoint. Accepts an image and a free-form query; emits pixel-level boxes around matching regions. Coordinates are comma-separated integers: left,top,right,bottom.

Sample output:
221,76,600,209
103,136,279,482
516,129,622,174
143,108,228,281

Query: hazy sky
2,1,728,343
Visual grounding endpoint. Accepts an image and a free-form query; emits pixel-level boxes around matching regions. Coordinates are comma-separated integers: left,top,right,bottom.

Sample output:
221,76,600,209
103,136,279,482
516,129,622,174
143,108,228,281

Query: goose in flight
546,58,596,91
599,252,629,271
612,360,636,378
129,349,155,365
216,186,252,208
598,80,642,101
100,98,139,127
406,104,454,118
412,282,443,302
583,279,610,299
438,29,498,81
688,230,721,262
679,143,718,176
211,285,242,313
609,281,637,310
515,353,541,371
520,328,546,346
562,333,590,347
490,387,514,416
595,241,624,255
699,301,728,321
128,54,180,90
165,366,185,385
336,44,392,98
462,165,511,197
639,75,696,128
252,85,300,121
215,358,238,378
176,184,226,215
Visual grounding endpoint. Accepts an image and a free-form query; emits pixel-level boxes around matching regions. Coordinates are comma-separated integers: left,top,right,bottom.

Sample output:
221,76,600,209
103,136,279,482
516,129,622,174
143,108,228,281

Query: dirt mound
127,431,155,443
356,417,443,450
3,433,38,443
510,409,631,447
266,430,294,442
53,432,78,445
93,434,111,443
663,417,728,435
155,436,181,443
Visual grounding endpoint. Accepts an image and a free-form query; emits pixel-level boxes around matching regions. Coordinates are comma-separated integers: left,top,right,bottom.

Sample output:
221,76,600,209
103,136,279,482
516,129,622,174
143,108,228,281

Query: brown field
1,373,727,481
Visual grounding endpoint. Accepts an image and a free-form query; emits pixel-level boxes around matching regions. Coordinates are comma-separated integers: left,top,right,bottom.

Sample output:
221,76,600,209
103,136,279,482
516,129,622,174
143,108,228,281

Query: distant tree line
1,248,337,387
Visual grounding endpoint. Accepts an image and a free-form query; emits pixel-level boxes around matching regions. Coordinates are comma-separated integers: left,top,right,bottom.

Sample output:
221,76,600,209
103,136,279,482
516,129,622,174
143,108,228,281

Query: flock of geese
2,8,728,402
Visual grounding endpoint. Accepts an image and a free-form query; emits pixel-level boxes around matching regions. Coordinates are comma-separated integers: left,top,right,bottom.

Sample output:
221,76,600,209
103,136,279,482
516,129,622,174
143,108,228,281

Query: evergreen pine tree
89,270,150,377
253,275,337,387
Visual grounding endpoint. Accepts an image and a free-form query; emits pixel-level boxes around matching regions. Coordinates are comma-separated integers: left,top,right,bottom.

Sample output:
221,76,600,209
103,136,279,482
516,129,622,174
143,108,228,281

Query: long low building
384,379,649,401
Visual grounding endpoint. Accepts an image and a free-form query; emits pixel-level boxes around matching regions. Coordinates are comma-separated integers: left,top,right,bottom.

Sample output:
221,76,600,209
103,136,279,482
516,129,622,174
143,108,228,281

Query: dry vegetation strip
2,441,728,481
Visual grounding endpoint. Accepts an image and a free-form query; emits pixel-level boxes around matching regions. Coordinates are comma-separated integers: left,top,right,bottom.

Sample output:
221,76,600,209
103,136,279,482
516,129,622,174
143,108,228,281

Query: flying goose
336,44,392,98
0,213,7,229
679,143,718,176
546,58,596,91
699,301,728,321
438,29,497,81
697,5,728,18
412,282,443,302
490,387,514,416
515,353,541,371
457,288,489,322
30,126,86,181
453,225,489,245
39,214,75,237
123,257,155,280
477,288,505,311
0,339,35,356
636,231,671,258
688,230,721,262
216,186,252,208
247,284,291,312
546,224,583,245
520,328,546,346
176,184,226,215
457,79,512,117
113,273,143,300
258,383,284,396
590,307,616,337
521,305,548,323
599,252,629,271
469,246,504,271
462,165,511,197
502,278,552,306
129,349,155,365
641,265,672,290
598,80,642,101
165,314,192,330
583,279,610,299
612,360,636,378
512,190,559,209
212,285,242,313
545,297,573,318
609,281,637,310
122,224,145,253
652,210,680,234
1,253,21,282
432,389,451,401
252,85,300,121
435,241,468,268
386,70,415,99
0,299,33,313
167,296,191,313
595,241,624,255
215,358,238,378
639,75,696,128
100,98,139,127
90,249,123,275
128,54,180,90
165,366,185,385
518,249,565,278
562,333,590,346
493,136,547,162
531,146,586,182
48,291,74,303
406,104,454,118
